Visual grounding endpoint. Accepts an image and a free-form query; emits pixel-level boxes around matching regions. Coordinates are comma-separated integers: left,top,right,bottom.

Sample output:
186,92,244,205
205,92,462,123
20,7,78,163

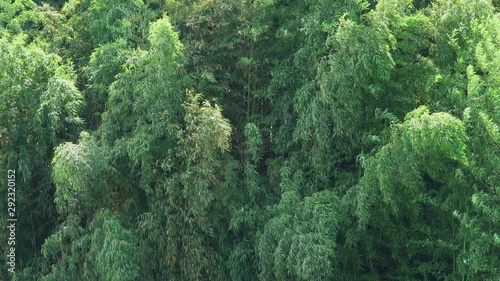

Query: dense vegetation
0,0,499,280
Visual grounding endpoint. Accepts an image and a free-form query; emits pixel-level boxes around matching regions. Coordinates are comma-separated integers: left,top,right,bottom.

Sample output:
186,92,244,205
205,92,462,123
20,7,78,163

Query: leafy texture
2,0,499,280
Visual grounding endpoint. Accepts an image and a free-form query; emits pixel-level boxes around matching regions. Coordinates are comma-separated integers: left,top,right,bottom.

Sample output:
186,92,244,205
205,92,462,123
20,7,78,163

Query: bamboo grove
0,0,499,280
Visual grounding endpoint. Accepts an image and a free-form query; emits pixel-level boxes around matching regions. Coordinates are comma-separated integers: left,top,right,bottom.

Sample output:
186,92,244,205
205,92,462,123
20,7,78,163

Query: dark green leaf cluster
1,0,499,280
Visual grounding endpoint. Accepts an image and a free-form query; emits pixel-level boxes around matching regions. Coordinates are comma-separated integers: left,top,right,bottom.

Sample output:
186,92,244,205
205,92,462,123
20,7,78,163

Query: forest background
0,0,499,280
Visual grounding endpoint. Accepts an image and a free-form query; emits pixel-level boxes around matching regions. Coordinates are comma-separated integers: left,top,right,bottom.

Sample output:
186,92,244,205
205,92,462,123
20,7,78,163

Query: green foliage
39,215,94,281
61,0,151,51
37,73,84,148
176,93,232,214
3,0,500,280
456,192,500,280
227,123,264,281
0,31,83,277
100,16,186,193
139,93,232,280
452,12,500,280
0,35,83,157
403,106,468,167
343,106,470,280
90,210,139,281
52,132,110,218
258,174,341,281
40,210,139,281
0,0,37,32
85,39,131,128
